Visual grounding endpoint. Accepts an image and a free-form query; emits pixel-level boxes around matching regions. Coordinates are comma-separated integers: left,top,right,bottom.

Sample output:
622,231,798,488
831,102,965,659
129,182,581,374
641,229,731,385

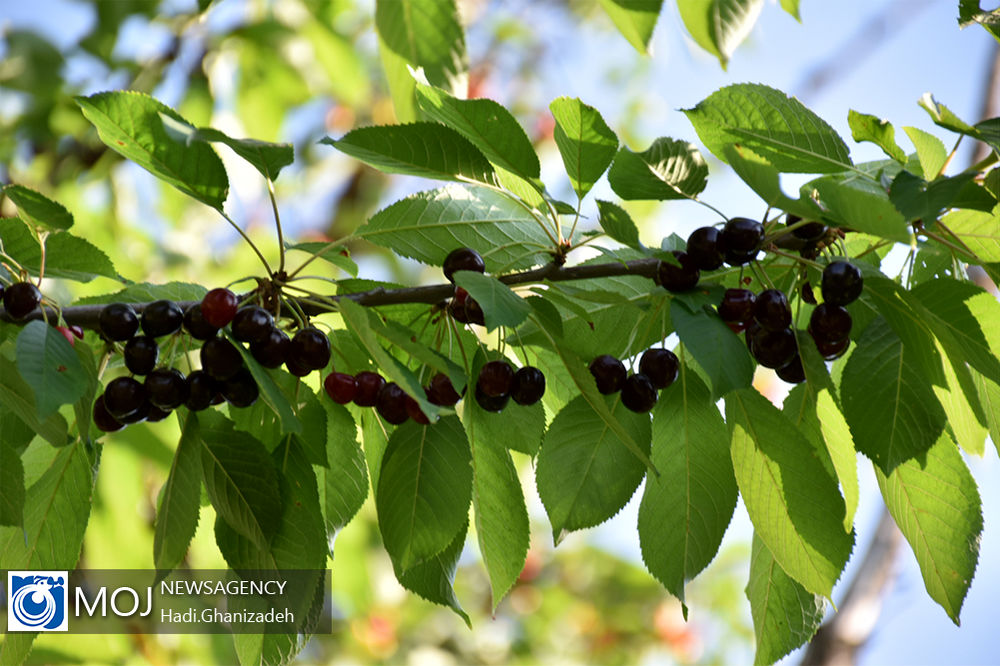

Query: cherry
750,328,798,369
118,399,151,425
721,217,764,265
3,282,42,320
510,366,546,405
686,226,725,271
230,306,274,344
426,373,462,406
200,288,239,328
223,367,259,408
375,382,409,425
443,247,486,283
405,395,430,425
809,303,852,343
288,327,331,371
250,328,290,369
821,261,863,306
814,335,850,360
141,299,184,338
475,384,510,412
589,355,626,394
801,281,817,305
99,303,139,341
55,326,77,347
791,219,827,242
185,370,222,411
449,288,485,325
145,368,189,410
93,394,125,433
718,288,756,331
146,405,171,423
753,289,792,331
200,337,244,381
103,376,147,420
325,372,358,404
123,336,159,375
776,354,806,384
354,371,386,407
744,320,762,353
639,348,678,389
621,373,657,413
183,304,220,341
477,360,515,398
284,355,312,377
657,251,700,292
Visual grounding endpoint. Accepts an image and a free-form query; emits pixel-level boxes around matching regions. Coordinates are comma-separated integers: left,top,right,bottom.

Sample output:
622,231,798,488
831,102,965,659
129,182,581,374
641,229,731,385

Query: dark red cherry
230,306,274,344
821,261,863,306
185,370,222,411
324,372,358,404
813,335,850,360
288,327,331,371
141,300,184,338
589,355,626,394
222,367,259,408
718,288,757,331
123,336,159,375
686,226,725,271
721,217,764,265
776,354,806,384
93,394,125,433
426,373,463,406
477,360,515,398
443,247,486,283
250,328,290,369
751,328,798,369
145,368,189,410
657,251,700,292
200,337,244,381
354,371,386,407
510,366,546,405
475,384,510,412
3,282,42,320
146,405,172,422
103,376,147,420
375,382,409,425
405,395,430,424
200,288,239,328
639,348,678,389
183,304,220,341
99,303,139,341
118,398,151,425
284,354,312,377
620,373,657,413
753,289,792,331
809,303,852,343
801,281,817,305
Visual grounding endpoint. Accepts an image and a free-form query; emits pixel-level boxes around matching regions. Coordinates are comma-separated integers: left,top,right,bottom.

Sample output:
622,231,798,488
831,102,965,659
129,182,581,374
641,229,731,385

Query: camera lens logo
7,571,68,632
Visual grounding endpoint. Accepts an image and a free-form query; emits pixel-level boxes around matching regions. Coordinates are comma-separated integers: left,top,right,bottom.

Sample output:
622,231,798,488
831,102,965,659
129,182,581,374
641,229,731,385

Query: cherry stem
265,176,285,275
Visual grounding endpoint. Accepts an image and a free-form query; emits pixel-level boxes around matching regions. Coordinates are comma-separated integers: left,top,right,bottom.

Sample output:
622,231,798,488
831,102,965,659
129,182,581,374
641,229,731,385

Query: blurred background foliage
1,0,759,663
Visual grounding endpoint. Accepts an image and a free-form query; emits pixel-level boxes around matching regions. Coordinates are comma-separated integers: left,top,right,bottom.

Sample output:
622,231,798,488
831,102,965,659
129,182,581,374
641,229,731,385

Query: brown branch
0,258,662,329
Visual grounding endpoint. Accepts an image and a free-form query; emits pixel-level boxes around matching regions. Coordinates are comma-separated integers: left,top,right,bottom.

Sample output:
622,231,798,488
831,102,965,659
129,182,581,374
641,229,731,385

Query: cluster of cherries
656,217,767,292
442,247,487,325
91,288,332,432
588,348,679,413
717,260,863,383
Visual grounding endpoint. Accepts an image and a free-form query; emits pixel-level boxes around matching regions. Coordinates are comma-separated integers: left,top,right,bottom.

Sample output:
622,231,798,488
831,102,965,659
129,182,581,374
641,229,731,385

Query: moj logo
7,571,68,632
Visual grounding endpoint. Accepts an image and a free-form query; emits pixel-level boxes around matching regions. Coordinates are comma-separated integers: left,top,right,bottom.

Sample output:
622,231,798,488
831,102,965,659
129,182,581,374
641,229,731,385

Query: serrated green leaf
959,0,1000,41
903,126,947,179
804,172,909,242
0,439,25,526
727,388,853,599
595,200,642,249
2,184,73,231
841,317,946,474
452,271,530,331
677,0,765,68
779,0,800,20
861,276,945,385
536,394,651,540
415,83,540,181
395,518,470,625
322,401,367,555
933,341,988,456
76,91,229,210
549,97,618,199
322,122,496,185
226,332,303,436
74,281,207,305
284,241,358,276
971,371,1000,458
199,411,283,550
608,137,708,201
463,399,530,609
638,366,736,604
597,0,663,53
848,110,907,163
876,434,982,624
375,0,467,123
684,83,852,173
178,124,293,180
154,414,202,575
0,355,69,447
939,207,1000,262
747,534,825,666
0,217,117,282
16,320,88,419
359,184,552,271
377,417,472,570
371,319,466,391
671,298,754,399
918,93,979,135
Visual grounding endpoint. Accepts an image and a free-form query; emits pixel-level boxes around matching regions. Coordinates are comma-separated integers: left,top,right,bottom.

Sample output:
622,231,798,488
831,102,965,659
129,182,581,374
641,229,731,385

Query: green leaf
395,518,471,625
549,97,619,199
536,394,651,541
677,0,765,68
903,126,947,179
463,399,530,609
595,200,642,249
16,320,88,419
933,341,988,456
638,366,737,605
972,371,1000,458
804,172,909,242
959,1,1000,42
747,534,825,666
226,332,303,436
284,241,359,276
74,281,207,305
76,91,229,210
199,411,283,550
2,184,73,230
321,402,367,554
875,434,982,624
377,417,472,570
779,0,801,20
721,144,824,218
848,110,906,163
726,388,853,599
684,83,852,173
608,137,709,201
415,84,540,181
322,123,496,185
154,413,202,575
861,276,945,385
172,123,294,180
919,93,980,135
375,0,467,123
938,207,1000,262
0,439,25,526
359,184,552,271
841,317,946,474
597,0,663,53
452,271,531,331
0,355,68,446
0,217,117,282
671,298,755,399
